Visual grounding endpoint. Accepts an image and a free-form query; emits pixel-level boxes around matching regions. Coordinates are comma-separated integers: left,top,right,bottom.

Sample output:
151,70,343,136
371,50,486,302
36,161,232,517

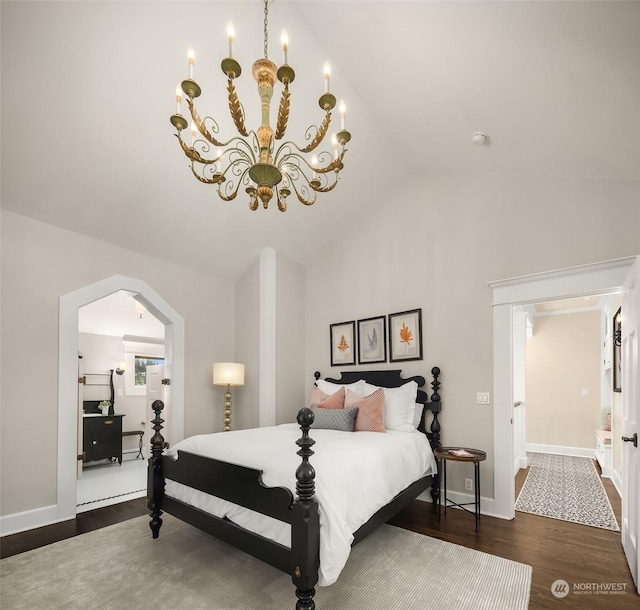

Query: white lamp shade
213,362,245,387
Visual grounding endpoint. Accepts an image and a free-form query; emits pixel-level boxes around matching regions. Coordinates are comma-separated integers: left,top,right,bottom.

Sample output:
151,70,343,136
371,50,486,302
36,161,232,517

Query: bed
147,367,442,610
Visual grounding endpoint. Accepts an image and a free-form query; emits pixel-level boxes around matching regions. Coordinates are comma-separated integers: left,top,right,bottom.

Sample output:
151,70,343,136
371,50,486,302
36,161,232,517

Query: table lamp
213,362,245,432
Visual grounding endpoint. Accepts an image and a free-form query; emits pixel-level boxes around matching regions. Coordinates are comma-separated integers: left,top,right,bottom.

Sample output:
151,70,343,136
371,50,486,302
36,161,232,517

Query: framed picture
613,307,622,393
389,308,423,362
330,320,356,366
357,316,387,364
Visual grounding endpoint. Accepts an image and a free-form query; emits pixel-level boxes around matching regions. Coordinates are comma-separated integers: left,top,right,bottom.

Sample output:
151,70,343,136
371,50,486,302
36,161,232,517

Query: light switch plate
477,392,490,405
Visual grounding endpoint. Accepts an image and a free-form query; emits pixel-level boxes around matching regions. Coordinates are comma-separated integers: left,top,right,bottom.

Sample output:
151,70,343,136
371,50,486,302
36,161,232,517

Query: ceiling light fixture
170,0,351,212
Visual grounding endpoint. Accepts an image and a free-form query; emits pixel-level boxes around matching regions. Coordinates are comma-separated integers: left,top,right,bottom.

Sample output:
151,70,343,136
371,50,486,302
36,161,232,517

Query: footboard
147,401,320,610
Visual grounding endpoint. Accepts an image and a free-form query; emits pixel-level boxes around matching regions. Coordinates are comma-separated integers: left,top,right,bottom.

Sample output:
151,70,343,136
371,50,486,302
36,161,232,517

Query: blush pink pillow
345,388,385,433
309,386,345,410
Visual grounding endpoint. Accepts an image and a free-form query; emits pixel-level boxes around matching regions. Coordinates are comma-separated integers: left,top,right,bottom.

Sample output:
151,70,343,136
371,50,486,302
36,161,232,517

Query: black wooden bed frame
148,367,442,610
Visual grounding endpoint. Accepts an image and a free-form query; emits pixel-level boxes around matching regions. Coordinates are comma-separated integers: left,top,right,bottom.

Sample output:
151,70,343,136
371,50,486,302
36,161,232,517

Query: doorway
57,274,185,523
76,291,165,511
512,295,621,527
490,256,635,519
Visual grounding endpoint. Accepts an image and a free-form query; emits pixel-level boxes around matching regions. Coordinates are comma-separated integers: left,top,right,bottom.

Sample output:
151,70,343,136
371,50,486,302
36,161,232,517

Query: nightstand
433,446,487,531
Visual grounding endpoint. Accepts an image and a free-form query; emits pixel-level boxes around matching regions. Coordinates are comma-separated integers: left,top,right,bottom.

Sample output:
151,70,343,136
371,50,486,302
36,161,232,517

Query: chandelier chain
263,0,269,59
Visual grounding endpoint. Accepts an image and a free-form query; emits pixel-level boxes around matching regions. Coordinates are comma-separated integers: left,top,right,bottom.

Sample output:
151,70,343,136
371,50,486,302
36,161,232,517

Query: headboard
314,367,442,450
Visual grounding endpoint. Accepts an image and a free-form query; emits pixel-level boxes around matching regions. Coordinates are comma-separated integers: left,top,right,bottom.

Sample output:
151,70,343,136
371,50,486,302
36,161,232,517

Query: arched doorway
57,275,185,522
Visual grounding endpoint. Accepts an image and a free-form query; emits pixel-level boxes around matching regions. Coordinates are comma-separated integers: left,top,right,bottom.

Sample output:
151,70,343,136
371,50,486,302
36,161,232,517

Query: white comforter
164,424,436,586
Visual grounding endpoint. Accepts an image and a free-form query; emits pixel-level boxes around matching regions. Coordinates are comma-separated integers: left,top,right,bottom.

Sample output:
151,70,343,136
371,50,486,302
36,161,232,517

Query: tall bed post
429,367,442,509
291,408,320,610
148,399,166,538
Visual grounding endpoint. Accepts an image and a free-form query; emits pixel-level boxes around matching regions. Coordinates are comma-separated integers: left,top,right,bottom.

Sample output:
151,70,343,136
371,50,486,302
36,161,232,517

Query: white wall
234,259,261,431
78,332,148,453
276,252,306,424
304,173,640,500
234,251,306,429
0,210,235,517
525,311,601,449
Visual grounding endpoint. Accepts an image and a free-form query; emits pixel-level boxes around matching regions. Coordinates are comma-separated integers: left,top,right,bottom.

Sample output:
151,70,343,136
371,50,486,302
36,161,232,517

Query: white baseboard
514,454,529,473
526,443,595,459
611,468,623,498
0,504,72,537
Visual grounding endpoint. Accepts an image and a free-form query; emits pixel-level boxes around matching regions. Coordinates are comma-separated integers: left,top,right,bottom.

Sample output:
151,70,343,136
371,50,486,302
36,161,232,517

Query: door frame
489,256,636,519
58,274,185,522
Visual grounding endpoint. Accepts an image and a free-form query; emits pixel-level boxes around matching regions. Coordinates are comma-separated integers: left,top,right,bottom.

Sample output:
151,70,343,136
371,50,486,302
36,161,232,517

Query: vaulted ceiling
2,1,639,279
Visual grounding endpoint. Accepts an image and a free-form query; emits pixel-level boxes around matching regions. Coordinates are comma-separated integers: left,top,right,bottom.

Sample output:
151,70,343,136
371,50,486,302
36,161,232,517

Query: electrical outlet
465,478,473,491
117,389,123,396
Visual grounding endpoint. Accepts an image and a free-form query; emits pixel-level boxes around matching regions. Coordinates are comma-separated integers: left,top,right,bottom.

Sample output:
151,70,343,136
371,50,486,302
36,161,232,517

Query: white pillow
316,378,363,396
412,402,424,429
361,380,418,432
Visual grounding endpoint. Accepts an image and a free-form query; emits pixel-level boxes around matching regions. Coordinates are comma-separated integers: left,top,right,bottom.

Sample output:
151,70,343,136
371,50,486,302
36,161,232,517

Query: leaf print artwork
331,321,356,365
399,322,413,353
389,310,422,362
337,334,349,353
367,327,378,352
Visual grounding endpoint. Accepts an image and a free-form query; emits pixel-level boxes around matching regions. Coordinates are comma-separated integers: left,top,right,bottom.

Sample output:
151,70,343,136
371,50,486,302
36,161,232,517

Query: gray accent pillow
310,407,359,432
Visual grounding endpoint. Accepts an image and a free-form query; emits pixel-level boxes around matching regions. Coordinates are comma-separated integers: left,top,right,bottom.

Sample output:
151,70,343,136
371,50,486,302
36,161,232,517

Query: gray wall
304,173,640,499
0,210,235,516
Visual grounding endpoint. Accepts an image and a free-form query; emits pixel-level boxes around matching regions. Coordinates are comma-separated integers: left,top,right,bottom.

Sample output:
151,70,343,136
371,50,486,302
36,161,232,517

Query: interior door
512,310,527,475
77,357,84,479
146,364,168,453
621,256,639,592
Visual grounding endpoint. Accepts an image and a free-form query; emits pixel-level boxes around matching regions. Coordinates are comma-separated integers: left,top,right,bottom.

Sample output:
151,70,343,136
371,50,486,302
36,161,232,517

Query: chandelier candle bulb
188,46,195,79
324,62,330,93
281,30,288,64
175,84,182,115
331,133,338,159
339,99,346,130
227,22,235,57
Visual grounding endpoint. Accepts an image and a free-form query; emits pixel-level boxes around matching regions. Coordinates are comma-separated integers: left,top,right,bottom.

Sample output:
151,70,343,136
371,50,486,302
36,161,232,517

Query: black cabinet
83,415,124,464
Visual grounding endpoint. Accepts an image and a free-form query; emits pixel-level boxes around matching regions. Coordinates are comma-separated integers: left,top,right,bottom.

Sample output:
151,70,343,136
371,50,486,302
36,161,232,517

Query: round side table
433,447,487,531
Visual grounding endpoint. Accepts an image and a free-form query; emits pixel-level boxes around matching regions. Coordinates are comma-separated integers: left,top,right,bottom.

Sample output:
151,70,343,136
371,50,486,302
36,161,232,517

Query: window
134,355,165,386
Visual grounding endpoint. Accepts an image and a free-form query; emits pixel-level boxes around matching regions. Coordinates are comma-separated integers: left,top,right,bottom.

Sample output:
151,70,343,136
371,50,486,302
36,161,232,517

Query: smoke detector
472,132,489,146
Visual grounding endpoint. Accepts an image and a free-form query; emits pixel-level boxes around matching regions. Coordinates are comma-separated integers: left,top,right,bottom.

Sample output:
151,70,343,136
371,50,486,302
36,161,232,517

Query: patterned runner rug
515,452,619,531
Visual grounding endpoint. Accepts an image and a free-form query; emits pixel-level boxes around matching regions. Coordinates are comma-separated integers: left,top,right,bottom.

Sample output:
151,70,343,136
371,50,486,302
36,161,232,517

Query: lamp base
223,386,232,432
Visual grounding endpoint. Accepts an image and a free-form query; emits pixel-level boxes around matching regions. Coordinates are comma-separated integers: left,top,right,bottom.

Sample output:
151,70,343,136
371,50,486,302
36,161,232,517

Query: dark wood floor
1,463,637,609
390,463,637,609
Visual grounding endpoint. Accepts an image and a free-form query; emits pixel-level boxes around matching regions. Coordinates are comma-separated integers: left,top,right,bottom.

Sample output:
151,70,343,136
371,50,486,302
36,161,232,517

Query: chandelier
170,0,351,212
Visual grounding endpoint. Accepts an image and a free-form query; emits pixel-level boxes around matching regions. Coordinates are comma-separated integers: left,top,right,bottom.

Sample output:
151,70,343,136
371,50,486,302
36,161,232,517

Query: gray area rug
515,452,620,531
1,514,531,610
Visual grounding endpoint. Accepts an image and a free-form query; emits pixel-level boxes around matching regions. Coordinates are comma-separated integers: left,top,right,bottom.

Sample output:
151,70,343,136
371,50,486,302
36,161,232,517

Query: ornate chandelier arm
176,132,216,165
298,112,332,154
289,179,318,207
190,164,224,184
315,149,346,174
274,82,290,140
227,79,249,137
309,177,339,193
218,162,252,202
187,98,225,147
